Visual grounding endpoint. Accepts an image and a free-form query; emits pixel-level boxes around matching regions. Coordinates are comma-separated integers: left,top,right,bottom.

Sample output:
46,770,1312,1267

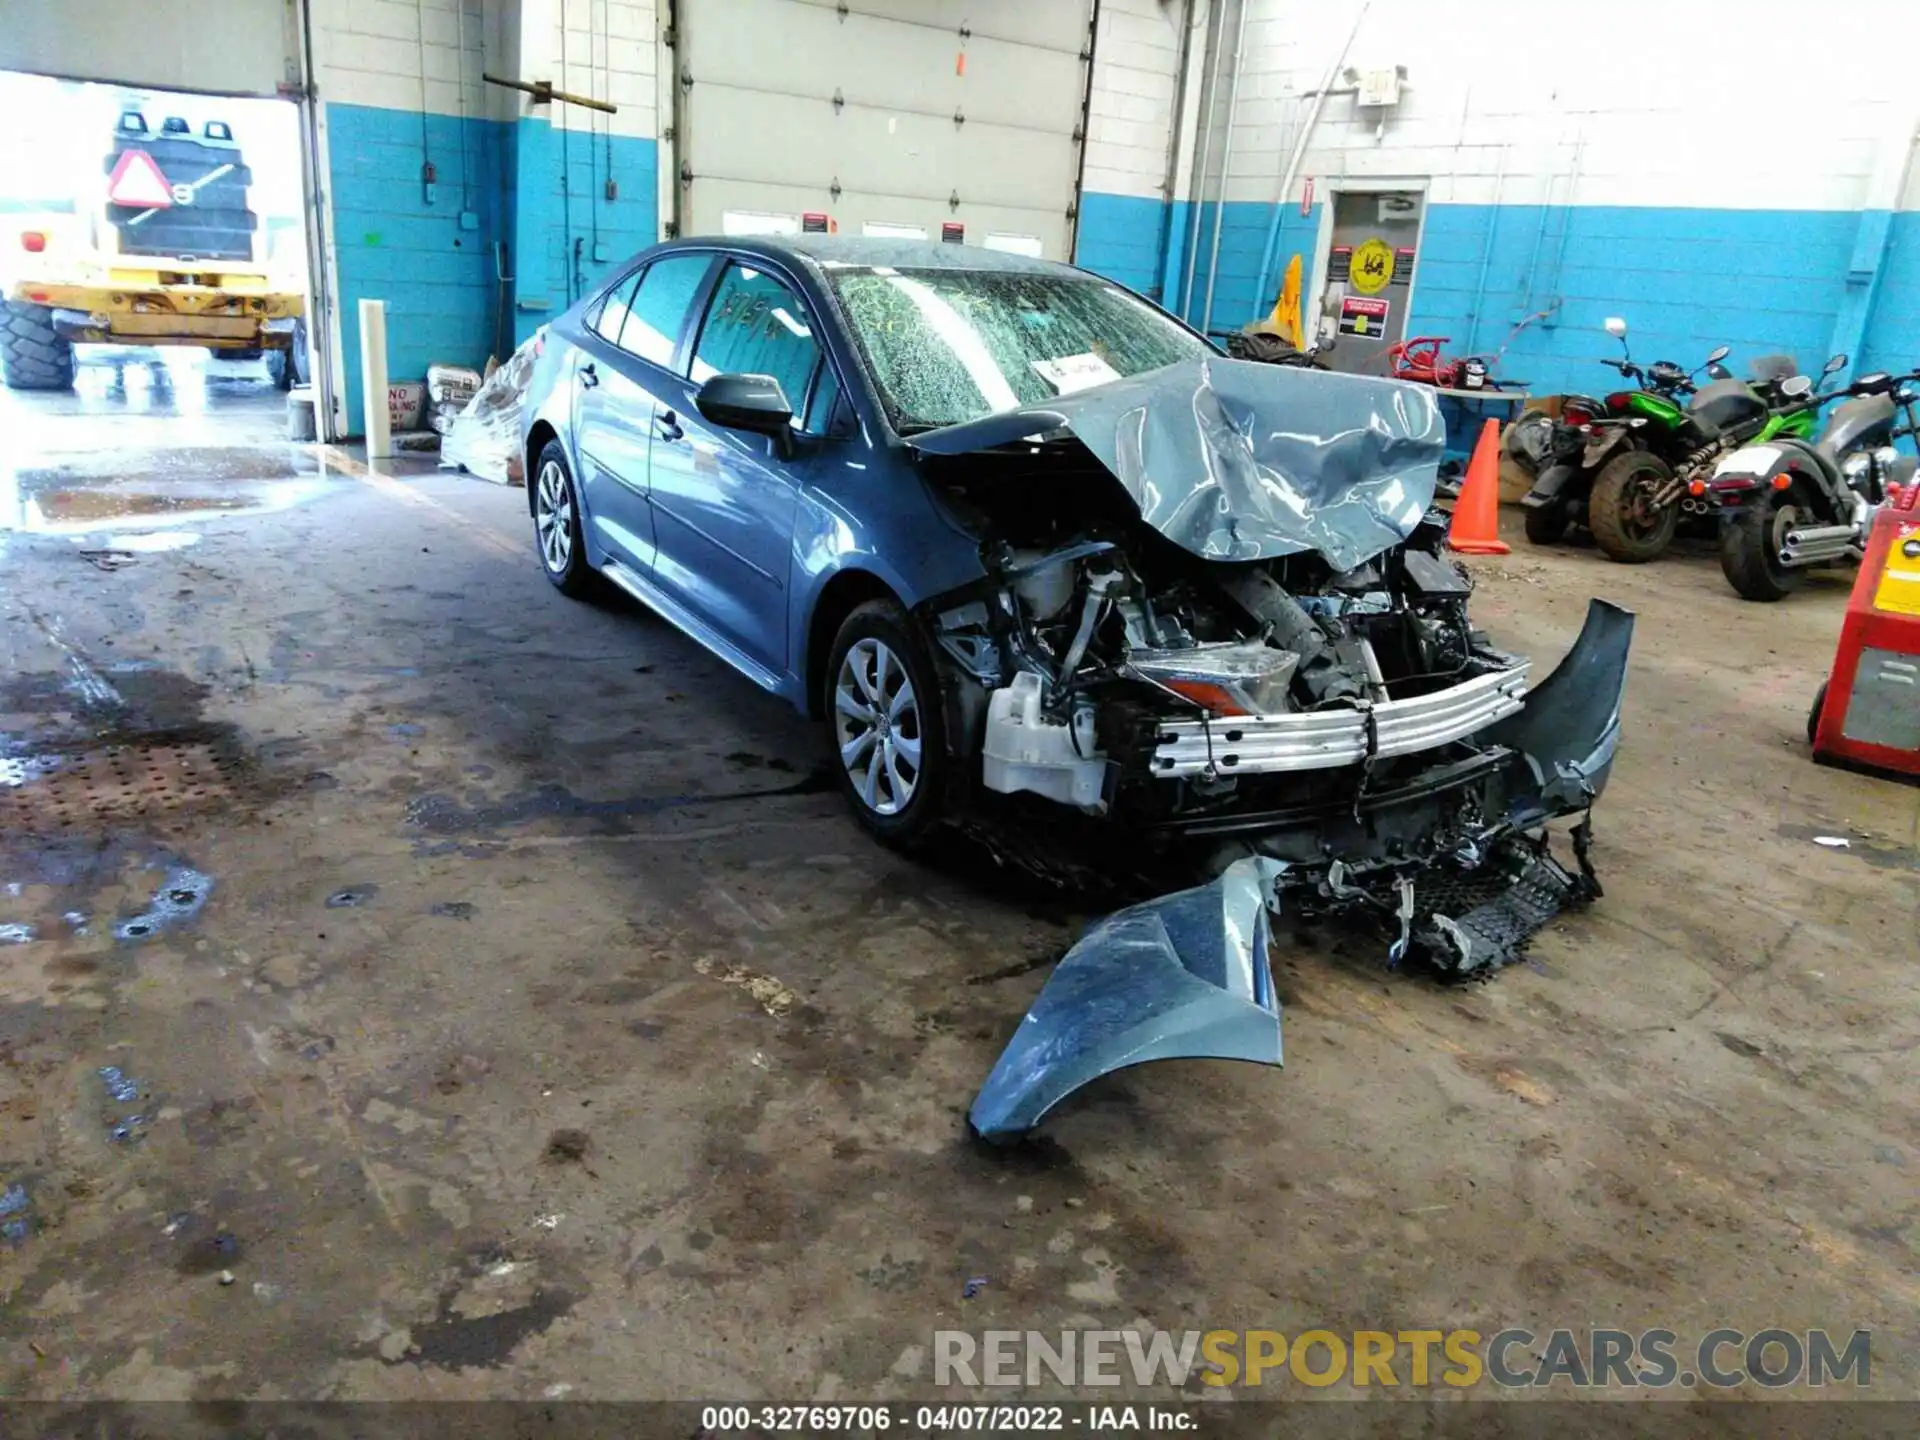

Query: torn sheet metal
908,357,1445,571
968,857,1285,1142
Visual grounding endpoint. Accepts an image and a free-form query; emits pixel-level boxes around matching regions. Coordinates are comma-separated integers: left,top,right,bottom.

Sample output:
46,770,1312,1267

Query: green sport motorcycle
1522,318,1834,562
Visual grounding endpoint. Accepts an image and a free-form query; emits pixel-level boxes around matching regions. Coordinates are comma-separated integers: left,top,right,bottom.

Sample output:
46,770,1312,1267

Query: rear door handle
656,408,684,442
580,362,599,389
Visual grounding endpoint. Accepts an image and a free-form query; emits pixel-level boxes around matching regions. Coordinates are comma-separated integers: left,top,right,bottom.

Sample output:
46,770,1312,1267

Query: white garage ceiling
676,0,1094,259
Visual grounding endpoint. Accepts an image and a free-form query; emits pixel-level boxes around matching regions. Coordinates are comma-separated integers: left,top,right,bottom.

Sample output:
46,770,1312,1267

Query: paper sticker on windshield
1032,353,1121,396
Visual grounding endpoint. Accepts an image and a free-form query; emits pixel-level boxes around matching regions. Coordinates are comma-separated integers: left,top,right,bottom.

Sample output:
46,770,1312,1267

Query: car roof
672,232,1078,278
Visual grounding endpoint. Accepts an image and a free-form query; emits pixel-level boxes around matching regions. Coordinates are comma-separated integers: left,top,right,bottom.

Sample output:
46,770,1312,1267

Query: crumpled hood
906,356,1446,571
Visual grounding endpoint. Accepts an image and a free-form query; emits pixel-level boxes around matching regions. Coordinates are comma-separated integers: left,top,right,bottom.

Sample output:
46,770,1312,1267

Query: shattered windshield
824,267,1211,432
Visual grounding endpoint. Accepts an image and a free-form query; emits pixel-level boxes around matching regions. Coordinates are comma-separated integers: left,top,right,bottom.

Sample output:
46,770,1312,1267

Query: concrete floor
0,364,1916,1404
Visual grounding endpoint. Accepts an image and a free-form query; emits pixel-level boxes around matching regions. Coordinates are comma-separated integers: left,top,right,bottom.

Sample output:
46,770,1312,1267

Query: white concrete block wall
1218,0,1920,215
546,0,657,138
311,0,490,121
1082,0,1184,200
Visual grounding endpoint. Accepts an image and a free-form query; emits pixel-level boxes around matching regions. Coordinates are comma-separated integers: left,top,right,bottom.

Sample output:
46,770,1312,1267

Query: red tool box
1811,483,1920,776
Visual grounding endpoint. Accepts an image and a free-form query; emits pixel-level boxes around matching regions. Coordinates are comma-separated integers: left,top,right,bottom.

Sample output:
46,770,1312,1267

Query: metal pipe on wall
1199,0,1250,336
1251,0,1368,321
1151,0,1198,304
1179,0,1226,322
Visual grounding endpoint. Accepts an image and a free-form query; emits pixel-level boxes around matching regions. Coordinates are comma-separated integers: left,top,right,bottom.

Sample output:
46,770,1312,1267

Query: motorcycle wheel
1588,451,1679,563
1720,494,1806,602
1523,501,1572,546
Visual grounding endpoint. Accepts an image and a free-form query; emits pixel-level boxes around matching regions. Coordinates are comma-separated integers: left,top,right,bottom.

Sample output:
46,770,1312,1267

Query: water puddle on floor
0,446,344,537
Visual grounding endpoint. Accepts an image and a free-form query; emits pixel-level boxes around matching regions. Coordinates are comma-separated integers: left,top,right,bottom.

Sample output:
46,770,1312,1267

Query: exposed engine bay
896,358,1635,1139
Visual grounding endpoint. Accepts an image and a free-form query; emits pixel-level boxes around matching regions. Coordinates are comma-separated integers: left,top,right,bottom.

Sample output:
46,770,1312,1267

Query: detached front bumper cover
968,857,1284,1142
968,599,1635,1140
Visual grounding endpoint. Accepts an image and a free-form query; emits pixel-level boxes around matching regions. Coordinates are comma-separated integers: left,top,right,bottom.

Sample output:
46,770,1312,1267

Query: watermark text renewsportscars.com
933,1328,1871,1390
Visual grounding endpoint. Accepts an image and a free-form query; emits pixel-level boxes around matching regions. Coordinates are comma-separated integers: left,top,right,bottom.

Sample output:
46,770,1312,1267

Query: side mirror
1824,353,1848,375
1780,375,1813,398
1604,317,1628,339
695,373,794,435
1706,344,1731,365
1705,363,1732,381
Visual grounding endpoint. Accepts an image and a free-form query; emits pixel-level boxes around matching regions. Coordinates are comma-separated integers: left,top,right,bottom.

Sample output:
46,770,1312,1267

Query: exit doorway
1311,186,1425,376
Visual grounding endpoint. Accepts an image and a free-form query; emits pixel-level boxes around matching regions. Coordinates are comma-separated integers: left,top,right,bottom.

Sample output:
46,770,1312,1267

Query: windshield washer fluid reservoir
982,672,1107,810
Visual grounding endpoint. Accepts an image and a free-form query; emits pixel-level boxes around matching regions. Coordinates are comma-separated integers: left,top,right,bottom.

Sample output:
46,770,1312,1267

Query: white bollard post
359,298,391,460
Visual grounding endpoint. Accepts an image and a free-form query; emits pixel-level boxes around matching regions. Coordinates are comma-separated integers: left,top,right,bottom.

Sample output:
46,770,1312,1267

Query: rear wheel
532,441,597,598
1721,494,1806,602
1589,451,1678,562
0,300,75,391
265,319,309,391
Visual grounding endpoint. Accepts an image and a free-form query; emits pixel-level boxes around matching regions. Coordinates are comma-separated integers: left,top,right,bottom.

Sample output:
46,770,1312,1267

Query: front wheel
1588,451,1678,563
1720,495,1805,602
1523,499,1572,546
824,599,950,851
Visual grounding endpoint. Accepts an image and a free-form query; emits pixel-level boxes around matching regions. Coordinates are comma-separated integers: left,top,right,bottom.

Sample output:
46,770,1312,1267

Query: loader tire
0,300,76,391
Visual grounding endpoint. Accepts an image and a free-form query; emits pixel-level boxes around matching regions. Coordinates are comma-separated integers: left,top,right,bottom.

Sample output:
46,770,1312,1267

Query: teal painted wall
327,102,659,437
1074,190,1907,398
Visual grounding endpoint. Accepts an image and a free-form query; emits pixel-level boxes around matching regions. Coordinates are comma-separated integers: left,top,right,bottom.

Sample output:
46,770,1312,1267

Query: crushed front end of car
901,357,1635,1139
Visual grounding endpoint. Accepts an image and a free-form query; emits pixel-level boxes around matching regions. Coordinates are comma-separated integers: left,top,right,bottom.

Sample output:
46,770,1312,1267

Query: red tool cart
1810,483,1920,776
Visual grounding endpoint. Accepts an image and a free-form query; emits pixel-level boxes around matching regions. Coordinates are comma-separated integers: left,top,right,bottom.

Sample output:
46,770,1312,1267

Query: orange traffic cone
1447,418,1510,556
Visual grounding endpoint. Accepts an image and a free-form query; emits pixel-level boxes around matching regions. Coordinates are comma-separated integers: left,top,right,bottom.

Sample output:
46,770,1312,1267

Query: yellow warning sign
1349,237,1396,296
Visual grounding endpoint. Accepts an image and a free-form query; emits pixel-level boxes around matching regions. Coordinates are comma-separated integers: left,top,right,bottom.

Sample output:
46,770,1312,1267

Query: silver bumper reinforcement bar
1151,664,1532,778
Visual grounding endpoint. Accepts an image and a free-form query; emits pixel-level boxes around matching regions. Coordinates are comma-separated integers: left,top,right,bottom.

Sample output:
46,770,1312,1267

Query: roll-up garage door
0,0,298,97
676,0,1094,260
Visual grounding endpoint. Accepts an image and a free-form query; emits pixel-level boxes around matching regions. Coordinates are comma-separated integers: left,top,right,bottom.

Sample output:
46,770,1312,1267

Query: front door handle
580,362,599,389
656,408,684,442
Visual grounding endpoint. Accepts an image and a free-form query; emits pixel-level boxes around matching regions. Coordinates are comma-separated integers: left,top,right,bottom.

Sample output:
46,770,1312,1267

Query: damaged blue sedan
517,236,1633,1140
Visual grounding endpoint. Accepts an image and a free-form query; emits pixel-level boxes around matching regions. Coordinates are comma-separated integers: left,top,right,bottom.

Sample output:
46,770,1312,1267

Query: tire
1523,500,1572,546
1720,495,1805,602
1588,450,1678,563
823,598,950,851
0,299,76,391
531,440,597,598
1807,680,1828,746
266,319,309,391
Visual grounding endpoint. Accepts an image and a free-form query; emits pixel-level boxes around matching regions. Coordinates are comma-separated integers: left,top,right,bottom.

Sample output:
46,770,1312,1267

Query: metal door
645,259,829,672
1316,190,1423,377
677,0,1092,260
573,254,719,571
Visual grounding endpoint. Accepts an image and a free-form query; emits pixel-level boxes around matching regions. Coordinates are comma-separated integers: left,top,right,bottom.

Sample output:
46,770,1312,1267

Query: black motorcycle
1704,369,1920,601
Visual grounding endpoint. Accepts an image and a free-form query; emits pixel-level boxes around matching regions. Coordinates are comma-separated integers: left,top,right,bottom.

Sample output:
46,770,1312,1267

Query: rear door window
618,253,715,366
689,262,824,430
591,270,643,346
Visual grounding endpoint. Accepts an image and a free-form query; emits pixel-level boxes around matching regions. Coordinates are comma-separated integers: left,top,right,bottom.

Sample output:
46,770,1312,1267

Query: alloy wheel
535,460,573,574
833,637,922,816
